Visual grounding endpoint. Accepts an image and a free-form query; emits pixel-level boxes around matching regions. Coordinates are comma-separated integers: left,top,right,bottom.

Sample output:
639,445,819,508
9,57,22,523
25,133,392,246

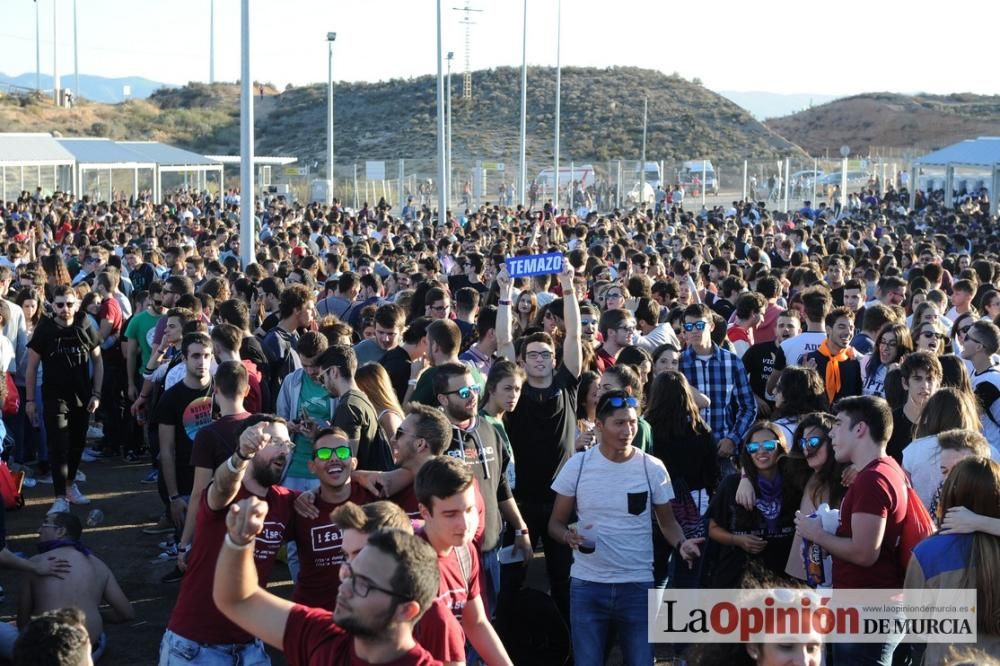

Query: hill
0,67,802,172
0,72,173,103
765,92,1000,155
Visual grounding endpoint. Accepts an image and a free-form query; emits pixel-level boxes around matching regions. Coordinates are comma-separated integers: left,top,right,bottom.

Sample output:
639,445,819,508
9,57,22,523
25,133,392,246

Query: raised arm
495,267,515,362
558,260,582,378
207,422,271,511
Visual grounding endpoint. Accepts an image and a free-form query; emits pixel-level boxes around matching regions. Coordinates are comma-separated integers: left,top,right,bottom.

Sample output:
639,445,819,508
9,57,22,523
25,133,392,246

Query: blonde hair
356,363,404,419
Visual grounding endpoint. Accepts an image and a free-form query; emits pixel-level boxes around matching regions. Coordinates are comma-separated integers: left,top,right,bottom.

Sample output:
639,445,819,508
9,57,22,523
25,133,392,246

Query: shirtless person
16,512,134,661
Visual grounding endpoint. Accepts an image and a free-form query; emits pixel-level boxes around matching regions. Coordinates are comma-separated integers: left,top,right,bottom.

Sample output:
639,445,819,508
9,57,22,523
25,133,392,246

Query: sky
3,0,999,97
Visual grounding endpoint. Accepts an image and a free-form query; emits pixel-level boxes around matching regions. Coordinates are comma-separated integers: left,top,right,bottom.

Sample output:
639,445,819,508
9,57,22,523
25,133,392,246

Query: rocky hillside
766,92,1000,155
1,68,802,170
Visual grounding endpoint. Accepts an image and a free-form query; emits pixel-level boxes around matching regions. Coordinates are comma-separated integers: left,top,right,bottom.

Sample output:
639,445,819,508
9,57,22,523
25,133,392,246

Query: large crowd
0,177,997,666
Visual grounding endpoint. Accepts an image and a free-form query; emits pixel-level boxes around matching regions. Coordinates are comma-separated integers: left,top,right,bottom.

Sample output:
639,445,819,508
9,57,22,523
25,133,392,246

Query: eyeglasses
606,293,624,300
920,330,944,340
430,303,450,312
958,326,972,336
268,439,296,451
878,339,898,348
52,301,75,309
393,427,413,440
746,440,779,454
444,384,481,400
602,395,638,409
525,351,553,361
617,325,636,335
798,436,827,450
580,319,597,327
339,562,410,600
313,445,351,461
683,321,708,332
965,336,984,347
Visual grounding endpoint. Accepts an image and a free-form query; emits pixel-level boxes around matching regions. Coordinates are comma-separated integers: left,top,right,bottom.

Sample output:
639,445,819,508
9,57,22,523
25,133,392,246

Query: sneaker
66,483,90,505
152,544,178,562
158,539,176,550
75,471,86,482
142,516,174,535
161,566,185,583
124,452,142,464
140,469,159,484
48,497,70,514
80,451,98,463
86,425,104,440
21,477,36,488
36,474,53,484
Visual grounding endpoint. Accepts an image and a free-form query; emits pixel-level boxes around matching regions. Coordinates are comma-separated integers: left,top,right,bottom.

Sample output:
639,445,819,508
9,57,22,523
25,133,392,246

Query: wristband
235,449,252,461
226,455,246,473
177,544,192,554
407,379,418,386
514,528,529,536
498,299,511,306
223,533,254,550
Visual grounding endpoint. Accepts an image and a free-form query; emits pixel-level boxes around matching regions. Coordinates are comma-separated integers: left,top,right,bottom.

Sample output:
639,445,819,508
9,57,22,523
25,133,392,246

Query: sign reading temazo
506,253,563,278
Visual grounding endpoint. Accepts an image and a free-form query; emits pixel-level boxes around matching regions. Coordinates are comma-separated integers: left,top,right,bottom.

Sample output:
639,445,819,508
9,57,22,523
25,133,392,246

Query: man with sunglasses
215,496,442,666
679,303,757,472
161,415,299,665
290,429,376,613
962,320,1000,449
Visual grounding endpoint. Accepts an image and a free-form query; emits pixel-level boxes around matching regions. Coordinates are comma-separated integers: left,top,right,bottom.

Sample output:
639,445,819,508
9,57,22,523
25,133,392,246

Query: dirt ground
0,454,294,666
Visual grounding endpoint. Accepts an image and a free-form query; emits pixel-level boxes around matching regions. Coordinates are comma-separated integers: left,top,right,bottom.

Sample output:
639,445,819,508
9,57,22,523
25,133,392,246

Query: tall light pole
239,0,255,268
435,0,447,223
53,0,60,105
640,97,647,209
209,0,215,84
35,0,41,92
446,51,454,210
553,0,561,210
73,0,79,99
518,0,527,207
326,32,337,206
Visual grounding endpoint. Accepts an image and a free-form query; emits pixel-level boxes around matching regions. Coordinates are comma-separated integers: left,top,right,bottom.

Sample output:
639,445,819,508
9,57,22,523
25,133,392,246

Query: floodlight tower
452,2,482,99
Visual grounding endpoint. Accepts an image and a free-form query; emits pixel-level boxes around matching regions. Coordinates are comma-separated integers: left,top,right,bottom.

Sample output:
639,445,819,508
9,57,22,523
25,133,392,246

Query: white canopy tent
118,142,224,201
57,138,157,201
911,136,1000,216
0,133,75,200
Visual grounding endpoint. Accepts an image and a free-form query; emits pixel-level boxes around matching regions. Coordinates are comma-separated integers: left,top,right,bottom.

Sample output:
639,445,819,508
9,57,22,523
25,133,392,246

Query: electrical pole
518,0,527,207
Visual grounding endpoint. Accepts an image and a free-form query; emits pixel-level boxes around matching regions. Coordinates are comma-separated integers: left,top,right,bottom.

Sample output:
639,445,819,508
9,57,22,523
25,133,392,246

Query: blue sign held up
505,252,564,279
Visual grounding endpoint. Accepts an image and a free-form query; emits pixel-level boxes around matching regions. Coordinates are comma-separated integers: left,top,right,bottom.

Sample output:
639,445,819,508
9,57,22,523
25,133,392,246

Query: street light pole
73,0,79,99
435,0,447,224
518,0,527,207
239,0,255,268
210,0,215,84
35,0,41,92
53,0,60,105
446,51,454,210
640,97,647,209
553,0,561,210
326,32,337,207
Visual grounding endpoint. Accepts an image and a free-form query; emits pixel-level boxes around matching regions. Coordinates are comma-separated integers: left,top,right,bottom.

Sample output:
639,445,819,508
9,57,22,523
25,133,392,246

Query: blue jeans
480,546,500,619
158,629,270,666
570,578,652,666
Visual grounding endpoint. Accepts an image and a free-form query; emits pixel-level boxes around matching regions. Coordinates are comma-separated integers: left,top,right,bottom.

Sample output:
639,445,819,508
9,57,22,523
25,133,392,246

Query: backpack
897,476,935,571
0,461,25,510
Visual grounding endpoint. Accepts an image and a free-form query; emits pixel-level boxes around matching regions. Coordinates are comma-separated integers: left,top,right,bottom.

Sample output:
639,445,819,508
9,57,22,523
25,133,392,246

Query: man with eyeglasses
962,320,1000,449
290,429,376,613
70,250,103,287
679,303,757,473
214,497,442,666
162,416,299,665
424,287,451,321
594,308,635,372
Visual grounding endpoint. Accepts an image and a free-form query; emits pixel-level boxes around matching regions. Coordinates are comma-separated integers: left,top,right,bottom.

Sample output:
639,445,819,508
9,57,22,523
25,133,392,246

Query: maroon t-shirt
168,484,297,644
283,603,442,666
418,536,481,624
98,296,123,364
832,456,908,589
292,484,376,611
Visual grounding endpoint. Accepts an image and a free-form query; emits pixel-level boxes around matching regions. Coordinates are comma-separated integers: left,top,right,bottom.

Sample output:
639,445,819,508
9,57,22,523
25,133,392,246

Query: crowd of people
0,179,997,666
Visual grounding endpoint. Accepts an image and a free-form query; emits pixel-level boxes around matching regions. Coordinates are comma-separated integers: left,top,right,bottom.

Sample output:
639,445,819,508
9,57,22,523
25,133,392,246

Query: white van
534,164,596,191
678,161,719,194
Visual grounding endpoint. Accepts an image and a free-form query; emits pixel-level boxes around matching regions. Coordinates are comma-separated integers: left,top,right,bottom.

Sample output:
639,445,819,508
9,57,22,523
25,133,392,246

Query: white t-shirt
779,331,826,366
903,435,1000,508
551,447,673,584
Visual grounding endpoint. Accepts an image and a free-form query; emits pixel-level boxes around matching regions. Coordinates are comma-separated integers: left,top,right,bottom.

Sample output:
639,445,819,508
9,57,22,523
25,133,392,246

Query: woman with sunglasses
549,389,701,666
705,421,801,588
950,310,978,356
770,366,828,447
911,319,948,356
861,322,913,398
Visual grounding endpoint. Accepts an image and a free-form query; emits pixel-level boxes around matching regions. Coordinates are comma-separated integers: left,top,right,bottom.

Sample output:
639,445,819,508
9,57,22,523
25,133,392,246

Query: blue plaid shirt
680,345,758,448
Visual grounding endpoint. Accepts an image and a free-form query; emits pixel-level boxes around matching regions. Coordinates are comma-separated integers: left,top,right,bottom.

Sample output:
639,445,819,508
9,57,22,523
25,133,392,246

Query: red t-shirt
594,346,617,371
832,456,908,589
241,359,264,414
391,480,487,547
292,484,376,611
98,296,124,364
413,599,466,663
420,536,481,624
283,603,442,666
168,485,297,644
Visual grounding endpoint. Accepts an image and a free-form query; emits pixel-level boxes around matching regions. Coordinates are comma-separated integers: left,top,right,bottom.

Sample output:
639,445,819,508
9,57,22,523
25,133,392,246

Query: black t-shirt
886,407,915,464
711,298,735,321
706,473,796,587
28,316,99,410
381,346,412,403
503,365,580,503
154,380,215,496
240,335,269,372
191,412,252,470
741,340,782,405
333,389,391,472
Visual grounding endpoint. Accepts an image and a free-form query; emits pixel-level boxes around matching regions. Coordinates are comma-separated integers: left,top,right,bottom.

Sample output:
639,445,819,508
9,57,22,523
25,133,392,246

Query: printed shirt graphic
181,396,214,442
